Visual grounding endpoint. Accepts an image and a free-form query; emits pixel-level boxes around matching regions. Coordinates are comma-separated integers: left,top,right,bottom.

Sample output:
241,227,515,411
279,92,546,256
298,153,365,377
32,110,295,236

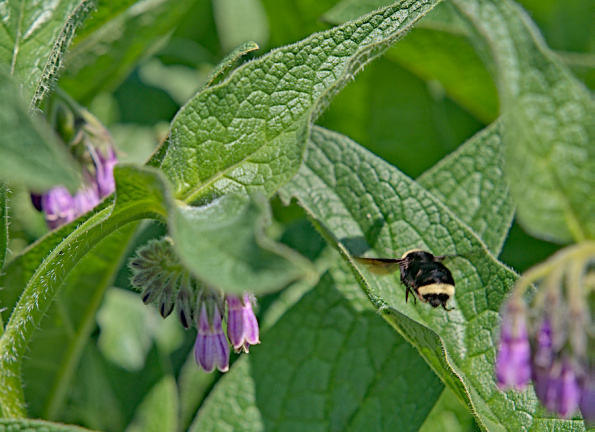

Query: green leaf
191,265,443,432
419,387,479,432
0,419,94,431
386,27,498,124
202,41,260,90
125,375,178,432
417,120,513,255
151,0,444,204
60,0,196,103
280,127,584,431
0,0,94,108
96,288,183,372
451,0,593,243
0,68,80,192
178,351,218,432
172,193,315,294
21,226,138,420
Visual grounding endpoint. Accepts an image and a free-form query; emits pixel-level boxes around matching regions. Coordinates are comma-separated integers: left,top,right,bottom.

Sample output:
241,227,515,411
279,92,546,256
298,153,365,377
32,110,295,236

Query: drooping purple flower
194,303,229,373
556,359,581,418
533,319,554,368
226,293,260,351
495,301,531,390
41,186,77,229
532,318,555,403
95,146,118,197
535,358,581,418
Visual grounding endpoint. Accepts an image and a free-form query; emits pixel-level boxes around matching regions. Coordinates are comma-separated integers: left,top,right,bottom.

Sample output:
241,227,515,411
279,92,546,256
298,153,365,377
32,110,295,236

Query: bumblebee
355,249,455,311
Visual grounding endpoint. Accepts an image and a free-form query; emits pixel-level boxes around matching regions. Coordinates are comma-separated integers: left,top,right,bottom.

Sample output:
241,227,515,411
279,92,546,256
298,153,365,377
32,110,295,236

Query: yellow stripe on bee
417,283,455,297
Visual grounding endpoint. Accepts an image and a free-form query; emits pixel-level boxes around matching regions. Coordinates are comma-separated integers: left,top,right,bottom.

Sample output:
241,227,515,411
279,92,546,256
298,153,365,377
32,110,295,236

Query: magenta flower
226,294,260,351
495,302,531,390
194,303,229,372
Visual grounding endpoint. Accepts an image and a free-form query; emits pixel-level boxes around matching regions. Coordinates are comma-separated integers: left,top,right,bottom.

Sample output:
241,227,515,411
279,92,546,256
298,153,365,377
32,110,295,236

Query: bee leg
442,304,454,312
405,287,416,304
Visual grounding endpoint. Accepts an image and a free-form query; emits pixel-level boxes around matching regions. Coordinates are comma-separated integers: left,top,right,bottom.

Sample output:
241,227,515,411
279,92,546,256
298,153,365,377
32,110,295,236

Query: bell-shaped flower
194,302,229,373
226,293,260,351
495,301,531,390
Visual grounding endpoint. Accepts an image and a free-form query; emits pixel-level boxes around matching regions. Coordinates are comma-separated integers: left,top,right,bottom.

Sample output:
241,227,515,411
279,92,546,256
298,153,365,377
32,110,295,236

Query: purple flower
534,359,581,418
533,319,553,369
73,184,100,216
95,146,118,197
495,302,531,390
556,359,581,418
226,293,260,351
532,318,555,403
32,149,114,230
36,181,101,230
41,186,77,229
194,303,229,373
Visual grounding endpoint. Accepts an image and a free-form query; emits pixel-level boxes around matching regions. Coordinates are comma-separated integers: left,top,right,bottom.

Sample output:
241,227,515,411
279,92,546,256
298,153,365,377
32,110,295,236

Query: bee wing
354,257,403,275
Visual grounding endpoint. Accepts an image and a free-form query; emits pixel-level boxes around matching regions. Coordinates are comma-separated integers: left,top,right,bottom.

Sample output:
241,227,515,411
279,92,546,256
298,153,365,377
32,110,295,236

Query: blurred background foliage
5,0,591,430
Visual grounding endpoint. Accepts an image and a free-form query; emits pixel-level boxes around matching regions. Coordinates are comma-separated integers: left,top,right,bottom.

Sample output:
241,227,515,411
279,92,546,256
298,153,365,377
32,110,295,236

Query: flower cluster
129,237,260,373
31,98,117,229
495,242,593,423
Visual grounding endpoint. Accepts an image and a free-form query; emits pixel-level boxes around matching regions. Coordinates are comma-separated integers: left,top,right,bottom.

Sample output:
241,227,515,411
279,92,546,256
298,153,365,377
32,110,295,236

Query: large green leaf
191,265,443,432
451,0,593,243
0,0,94,108
60,0,196,103
150,0,444,204
96,288,183,373
125,375,178,432
172,193,315,294
21,225,138,420
0,68,80,192
418,120,513,255
0,418,94,431
280,127,584,431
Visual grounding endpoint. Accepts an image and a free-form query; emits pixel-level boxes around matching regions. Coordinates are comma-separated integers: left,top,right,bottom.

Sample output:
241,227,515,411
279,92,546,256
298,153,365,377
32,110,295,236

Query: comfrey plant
128,238,260,372
496,243,593,420
0,0,591,431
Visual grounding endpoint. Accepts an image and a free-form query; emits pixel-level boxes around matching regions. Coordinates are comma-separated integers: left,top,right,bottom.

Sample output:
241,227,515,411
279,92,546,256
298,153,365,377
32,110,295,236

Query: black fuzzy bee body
355,249,455,311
